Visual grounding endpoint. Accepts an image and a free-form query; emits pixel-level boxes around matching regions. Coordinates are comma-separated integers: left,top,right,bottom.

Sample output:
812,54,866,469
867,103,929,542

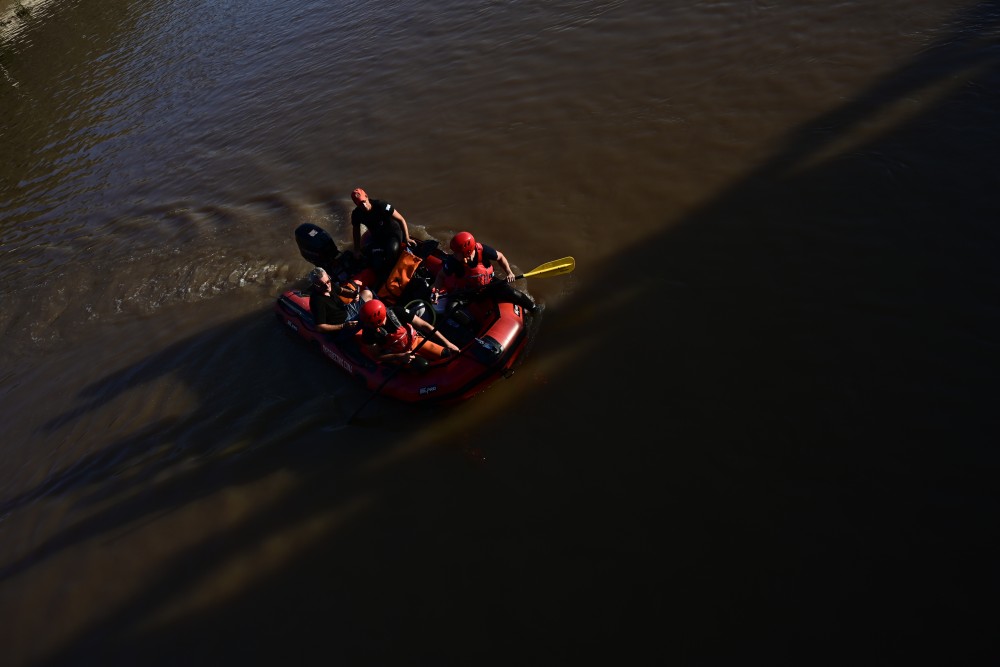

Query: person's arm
494,249,516,283
367,342,415,365
313,295,358,333
317,320,358,334
392,209,414,247
412,314,461,352
362,341,401,363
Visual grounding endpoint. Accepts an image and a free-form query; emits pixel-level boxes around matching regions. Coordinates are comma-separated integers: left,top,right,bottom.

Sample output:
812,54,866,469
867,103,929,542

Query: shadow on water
0,311,364,568
20,4,1000,665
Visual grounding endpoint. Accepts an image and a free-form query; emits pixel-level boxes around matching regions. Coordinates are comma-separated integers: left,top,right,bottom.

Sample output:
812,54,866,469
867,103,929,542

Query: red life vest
443,243,494,291
381,321,417,353
358,308,418,355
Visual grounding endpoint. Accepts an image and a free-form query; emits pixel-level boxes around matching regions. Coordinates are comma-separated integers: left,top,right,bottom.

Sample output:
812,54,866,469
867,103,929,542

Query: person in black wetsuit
350,187,415,285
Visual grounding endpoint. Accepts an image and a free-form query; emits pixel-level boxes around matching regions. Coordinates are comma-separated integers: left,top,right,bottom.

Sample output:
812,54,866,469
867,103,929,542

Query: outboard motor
295,223,339,268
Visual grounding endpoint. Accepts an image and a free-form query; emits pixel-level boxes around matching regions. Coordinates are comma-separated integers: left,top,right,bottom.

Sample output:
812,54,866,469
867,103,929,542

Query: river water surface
2,1,999,664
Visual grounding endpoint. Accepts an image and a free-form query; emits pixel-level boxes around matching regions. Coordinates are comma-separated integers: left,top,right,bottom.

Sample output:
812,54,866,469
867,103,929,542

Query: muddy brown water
2,1,998,664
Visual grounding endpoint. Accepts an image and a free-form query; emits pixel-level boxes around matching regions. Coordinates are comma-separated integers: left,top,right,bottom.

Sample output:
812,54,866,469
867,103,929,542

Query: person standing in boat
308,267,372,336
432,231,538,314
356,298,460,367
350,187,415,286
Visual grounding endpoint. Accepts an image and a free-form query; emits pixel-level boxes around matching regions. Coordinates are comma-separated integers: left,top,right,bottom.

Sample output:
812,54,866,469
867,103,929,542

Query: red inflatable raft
274,223,538,406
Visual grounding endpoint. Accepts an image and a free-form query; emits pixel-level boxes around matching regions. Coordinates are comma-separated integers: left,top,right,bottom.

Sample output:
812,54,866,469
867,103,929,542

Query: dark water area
2,0,1000,664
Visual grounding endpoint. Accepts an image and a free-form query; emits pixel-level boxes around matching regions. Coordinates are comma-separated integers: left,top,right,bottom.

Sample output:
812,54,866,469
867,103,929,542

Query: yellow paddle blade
519,256,575,279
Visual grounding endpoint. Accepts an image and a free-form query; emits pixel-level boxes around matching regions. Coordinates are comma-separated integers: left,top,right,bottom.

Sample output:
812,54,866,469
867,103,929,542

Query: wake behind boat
274,223,572,406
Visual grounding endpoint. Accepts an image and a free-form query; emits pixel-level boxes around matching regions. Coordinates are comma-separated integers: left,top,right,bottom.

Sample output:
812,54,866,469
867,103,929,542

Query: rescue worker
350,187,415,286
357,298,460,367
432,231,538,313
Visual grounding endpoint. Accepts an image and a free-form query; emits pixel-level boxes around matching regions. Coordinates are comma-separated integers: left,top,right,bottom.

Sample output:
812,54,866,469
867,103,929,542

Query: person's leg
344,300,362,321
488,281,538,313
414,339,447,360
384,236,401,261
370,237,402,286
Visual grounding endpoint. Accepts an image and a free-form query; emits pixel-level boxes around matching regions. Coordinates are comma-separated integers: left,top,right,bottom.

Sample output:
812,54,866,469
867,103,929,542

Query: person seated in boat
350,187,416,288
356,298,460,367
308,267,373,336
431,231,538,314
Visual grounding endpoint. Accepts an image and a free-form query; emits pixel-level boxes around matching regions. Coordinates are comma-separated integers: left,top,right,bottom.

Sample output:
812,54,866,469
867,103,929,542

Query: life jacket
361,308,417,355
442,243,494,291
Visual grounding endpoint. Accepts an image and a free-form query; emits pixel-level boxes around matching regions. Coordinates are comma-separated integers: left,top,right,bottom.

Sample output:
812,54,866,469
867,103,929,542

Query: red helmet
360,299,386,327
351,187,368,205
450,231,476,254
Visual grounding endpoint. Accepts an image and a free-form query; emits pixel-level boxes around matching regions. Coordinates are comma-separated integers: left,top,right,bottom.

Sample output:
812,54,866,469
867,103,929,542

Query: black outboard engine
295,223,339,268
